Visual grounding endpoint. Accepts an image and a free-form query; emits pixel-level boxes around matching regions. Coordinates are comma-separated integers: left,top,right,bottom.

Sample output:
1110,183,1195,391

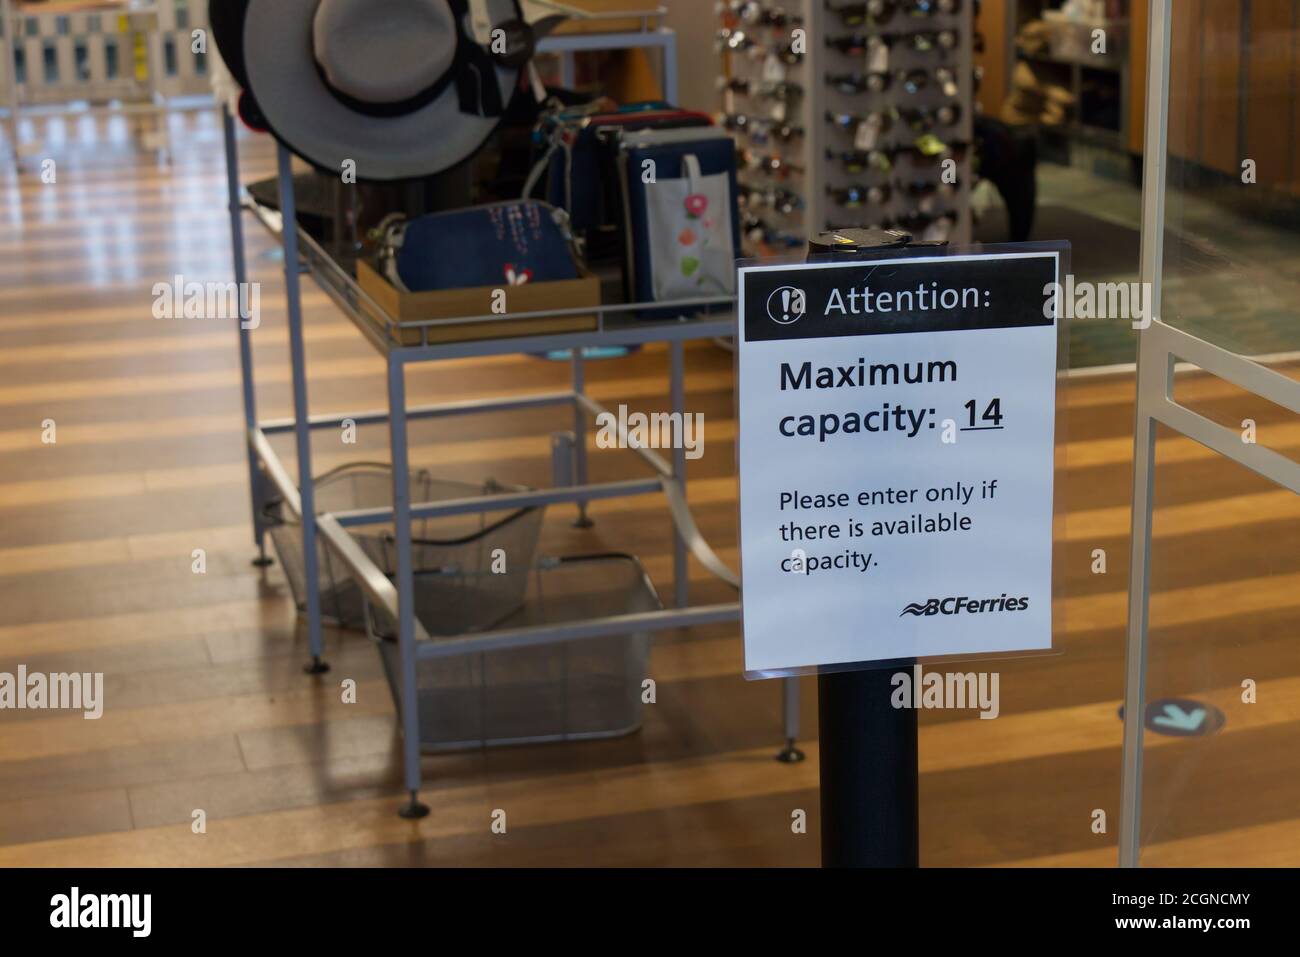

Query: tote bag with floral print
644,154,737,302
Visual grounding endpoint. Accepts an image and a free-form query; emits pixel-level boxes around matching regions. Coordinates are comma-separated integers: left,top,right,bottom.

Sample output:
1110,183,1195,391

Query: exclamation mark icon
768,286,804,324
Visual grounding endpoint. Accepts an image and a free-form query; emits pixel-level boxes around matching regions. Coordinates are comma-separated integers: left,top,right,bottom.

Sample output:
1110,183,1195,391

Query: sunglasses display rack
718,1,813,255
719,0,974,252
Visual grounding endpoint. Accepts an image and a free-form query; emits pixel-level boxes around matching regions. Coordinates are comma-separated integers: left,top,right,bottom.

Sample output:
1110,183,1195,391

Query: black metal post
818,667,918,867
806,228,928,868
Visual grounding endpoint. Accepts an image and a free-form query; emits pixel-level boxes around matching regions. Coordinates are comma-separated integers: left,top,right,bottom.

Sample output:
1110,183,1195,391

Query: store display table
222,112,800,817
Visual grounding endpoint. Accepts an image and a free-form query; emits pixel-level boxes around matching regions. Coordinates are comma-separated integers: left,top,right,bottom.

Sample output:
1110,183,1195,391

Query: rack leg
570,350,593,528
670,340,688,608
661,30,678,106
222,105,272,568
276,144,328,675
776,676,806,763
399,790,429,820
388,355,428,818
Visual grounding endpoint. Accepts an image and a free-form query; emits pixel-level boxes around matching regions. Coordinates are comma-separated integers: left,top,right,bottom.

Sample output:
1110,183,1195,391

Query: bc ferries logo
766,286,806,325
901,596,1030,616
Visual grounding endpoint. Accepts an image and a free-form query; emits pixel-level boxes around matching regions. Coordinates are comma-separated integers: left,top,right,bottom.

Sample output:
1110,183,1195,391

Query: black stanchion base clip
399,794,431,819
776,739,807,763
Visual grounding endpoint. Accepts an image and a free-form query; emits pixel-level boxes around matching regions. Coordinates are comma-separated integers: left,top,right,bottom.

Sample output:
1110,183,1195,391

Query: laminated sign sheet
736,250,1061,677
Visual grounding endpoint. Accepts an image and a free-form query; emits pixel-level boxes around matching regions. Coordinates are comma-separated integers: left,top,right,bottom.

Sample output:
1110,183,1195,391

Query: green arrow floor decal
1117,698,1226,737
1152,703,1206,732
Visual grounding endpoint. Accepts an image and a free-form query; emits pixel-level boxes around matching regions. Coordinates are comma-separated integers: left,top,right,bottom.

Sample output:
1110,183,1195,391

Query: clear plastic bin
266,462,544,632
369,553,661,752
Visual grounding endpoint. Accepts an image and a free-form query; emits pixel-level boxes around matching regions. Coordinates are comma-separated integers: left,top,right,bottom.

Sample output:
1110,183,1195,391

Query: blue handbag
540,101,713,237
382,200,582,292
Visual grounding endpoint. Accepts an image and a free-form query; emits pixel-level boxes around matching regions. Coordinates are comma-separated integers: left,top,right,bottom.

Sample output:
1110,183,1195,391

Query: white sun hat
239,0,564,180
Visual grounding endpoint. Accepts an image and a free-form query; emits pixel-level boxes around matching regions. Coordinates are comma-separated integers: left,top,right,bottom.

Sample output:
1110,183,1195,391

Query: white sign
737,251,1061,676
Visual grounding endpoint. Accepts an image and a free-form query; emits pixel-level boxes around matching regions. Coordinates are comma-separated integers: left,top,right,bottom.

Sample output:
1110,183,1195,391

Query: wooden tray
356,260,600,347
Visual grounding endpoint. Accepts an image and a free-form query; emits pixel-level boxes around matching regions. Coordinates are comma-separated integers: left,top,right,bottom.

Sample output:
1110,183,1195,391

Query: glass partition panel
1160,0,1300,373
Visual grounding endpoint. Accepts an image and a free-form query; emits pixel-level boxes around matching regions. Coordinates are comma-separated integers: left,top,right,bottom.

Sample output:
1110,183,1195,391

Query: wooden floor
1,111,1298,867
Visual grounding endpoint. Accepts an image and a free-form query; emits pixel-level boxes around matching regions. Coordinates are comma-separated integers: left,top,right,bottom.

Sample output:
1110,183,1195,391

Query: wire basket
369,553,661,752
265,462,545,632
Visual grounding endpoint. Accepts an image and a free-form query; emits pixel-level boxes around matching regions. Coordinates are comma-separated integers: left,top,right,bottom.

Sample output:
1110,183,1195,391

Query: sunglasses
906,29,959,51
743,213,805,249
724,78,804,101
724,113,805,146
826,0,896,27
899,68,928,94
826,32,892,56
896,67,960,96
719,37,803,68
825,109,894,134
741,147,805,176
894,141,967,165
733,1,805,28
912,132,953,156
740,185,806,215
903,0,960,15
825,109,859,130
826,148,895,174
825,70,892,94
827,183,893,207
772,42,804,65
898,103,960,131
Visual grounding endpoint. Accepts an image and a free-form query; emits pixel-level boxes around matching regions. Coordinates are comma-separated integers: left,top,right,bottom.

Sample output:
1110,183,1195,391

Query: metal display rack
720,1,812,255
720,0,975,250
815,0,975,243
220,80,804,814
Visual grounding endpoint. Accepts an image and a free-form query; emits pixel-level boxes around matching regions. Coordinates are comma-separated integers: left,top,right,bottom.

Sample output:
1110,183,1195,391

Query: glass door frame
1119,0,1300,867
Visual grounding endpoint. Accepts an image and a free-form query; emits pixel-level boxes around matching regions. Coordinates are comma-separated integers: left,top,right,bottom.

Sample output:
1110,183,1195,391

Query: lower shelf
371,554,663,753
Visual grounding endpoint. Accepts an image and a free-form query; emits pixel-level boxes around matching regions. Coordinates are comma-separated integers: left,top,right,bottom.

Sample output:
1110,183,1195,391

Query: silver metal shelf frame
539,25,678,105
222,113,803,816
